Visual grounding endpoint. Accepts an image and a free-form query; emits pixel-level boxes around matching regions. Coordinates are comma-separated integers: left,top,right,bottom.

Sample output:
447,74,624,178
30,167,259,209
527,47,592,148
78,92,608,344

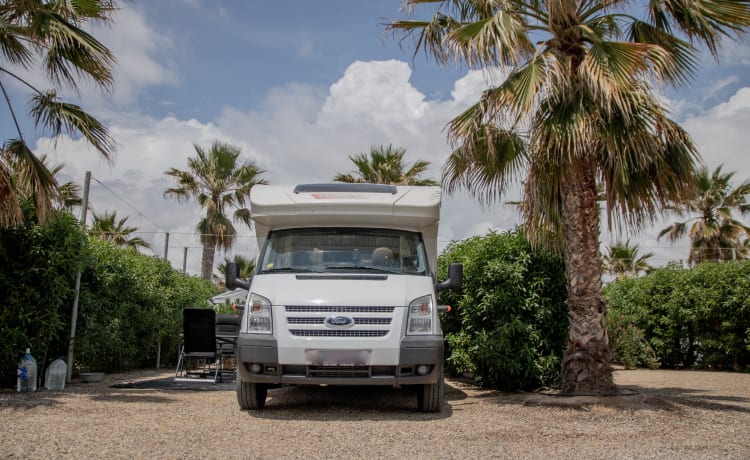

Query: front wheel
416,371,444,412
237,377,267,410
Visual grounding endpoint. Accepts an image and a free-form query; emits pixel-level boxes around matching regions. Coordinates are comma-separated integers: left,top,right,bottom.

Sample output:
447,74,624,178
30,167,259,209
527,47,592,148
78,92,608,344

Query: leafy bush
0,209,218,386
603,260,750,370
75,240,218,372
604,309,660,369
437,230,569,390
0,207,86,387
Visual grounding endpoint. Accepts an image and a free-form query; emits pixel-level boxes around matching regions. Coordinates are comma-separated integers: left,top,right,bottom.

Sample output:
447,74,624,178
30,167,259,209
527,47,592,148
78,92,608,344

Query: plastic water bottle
16,348,37,392
45,357,67,390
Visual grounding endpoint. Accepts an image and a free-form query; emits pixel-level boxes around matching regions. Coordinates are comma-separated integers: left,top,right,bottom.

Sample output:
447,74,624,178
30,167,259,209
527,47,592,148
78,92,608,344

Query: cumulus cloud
683,87,750,180
84,4,178,109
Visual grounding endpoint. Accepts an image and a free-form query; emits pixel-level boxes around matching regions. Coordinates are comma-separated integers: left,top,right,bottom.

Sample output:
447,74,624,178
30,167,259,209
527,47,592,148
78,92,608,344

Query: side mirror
436,263,463,292
226,262,250,290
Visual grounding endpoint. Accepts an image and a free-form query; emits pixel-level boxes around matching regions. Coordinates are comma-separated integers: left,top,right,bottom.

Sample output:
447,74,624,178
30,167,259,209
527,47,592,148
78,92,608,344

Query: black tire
237,377,267,410
416,371,444,412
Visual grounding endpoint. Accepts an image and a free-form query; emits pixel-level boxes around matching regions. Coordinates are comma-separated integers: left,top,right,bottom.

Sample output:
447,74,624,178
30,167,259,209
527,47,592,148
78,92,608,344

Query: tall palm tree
90,210,151,250
659,165,750,265
333,144,437,185
388,0,750,393
0,0,117,228
164,141,267,280
603,240,653,280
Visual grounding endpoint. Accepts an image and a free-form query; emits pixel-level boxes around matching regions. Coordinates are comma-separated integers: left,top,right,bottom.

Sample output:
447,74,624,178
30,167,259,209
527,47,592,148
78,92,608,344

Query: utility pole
182,247,188,273
155,232,172,369
67,171,91,382
163,232,170,260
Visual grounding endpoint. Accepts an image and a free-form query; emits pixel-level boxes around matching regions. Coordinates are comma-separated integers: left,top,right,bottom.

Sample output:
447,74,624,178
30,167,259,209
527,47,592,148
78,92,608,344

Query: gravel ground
1,368,749,459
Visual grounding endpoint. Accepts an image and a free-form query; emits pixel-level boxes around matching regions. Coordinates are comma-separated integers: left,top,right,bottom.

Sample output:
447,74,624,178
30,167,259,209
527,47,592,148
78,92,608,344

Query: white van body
228,183,461,412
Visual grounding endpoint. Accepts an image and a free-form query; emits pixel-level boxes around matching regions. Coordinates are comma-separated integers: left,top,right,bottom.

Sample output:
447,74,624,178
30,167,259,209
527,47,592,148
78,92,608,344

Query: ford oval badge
324,315,355,329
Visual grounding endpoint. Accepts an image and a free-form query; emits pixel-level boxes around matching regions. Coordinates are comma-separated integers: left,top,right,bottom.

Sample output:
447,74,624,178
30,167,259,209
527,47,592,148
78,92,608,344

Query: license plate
305,349,371,366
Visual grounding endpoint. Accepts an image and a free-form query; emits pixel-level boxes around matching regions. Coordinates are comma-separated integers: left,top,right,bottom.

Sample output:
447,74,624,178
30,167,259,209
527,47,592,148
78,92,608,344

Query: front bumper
235,334,443,386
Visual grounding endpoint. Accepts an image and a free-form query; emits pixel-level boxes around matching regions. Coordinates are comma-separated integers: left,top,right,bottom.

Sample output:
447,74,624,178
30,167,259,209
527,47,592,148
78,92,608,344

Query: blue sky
5,1,750,275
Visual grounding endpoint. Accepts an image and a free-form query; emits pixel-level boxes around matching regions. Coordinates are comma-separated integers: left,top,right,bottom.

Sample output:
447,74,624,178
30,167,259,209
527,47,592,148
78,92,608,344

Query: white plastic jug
45,358,67,390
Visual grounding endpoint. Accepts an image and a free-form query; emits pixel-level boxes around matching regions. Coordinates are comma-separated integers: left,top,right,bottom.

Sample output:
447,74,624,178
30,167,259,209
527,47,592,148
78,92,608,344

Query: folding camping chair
215,314,241,379
175,308,220,383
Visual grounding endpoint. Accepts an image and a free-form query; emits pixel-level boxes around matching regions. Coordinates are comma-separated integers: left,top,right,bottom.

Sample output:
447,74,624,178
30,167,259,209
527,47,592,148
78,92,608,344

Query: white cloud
85,4,178,108
682,86,750,181
320,60,428,124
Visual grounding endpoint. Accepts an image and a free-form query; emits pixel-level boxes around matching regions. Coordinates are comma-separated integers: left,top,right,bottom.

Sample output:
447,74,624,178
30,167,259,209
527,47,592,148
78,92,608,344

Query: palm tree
215,254,256,285
388,1,750,394
659,165,750,265
333,144,437,185
90,211,151,250
164,141,267,280
603,240,653,280
0,0,117,228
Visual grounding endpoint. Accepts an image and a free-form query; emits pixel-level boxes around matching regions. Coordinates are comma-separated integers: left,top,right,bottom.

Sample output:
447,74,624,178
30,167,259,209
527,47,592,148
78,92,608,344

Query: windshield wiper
261,267,316,274
323,266,396,274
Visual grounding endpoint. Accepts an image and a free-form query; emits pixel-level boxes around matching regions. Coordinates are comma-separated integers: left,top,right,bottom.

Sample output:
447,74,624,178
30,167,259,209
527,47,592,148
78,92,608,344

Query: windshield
258,228,429,275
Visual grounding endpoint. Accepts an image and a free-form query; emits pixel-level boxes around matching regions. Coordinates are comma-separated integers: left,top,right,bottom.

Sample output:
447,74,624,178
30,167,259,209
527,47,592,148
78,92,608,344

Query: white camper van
226,183,462,412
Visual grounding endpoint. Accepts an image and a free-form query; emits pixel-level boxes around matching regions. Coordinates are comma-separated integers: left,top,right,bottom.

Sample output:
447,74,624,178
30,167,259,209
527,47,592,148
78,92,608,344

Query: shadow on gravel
615,385,750,414
0,386,178,408
110,376,235,392
241,382,467,421
106,374,468,418
90,391,179,404
480,385,750,414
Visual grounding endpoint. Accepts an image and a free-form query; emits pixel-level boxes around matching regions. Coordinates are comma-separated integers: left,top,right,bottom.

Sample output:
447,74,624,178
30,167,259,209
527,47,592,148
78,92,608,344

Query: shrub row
437,230,569,390
0,207,217,387
603,260,750,370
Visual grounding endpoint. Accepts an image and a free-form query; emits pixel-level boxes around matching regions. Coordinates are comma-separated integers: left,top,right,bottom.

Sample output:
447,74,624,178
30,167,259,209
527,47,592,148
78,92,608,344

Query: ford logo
324,315,355,329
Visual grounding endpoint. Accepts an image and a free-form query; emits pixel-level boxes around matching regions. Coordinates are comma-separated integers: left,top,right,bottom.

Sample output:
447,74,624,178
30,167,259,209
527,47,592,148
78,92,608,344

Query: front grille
286,306,395,313
287,317,391,325
284,305,397,339
353,318,391,325
307,366,370,378
287,317,323,325
289,329,389,337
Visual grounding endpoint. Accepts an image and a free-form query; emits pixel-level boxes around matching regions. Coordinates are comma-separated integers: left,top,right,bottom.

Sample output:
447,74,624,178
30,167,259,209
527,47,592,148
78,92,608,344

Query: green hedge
603,260,750,370
437,230,569,390
0,208,86,387
0,209,218,387
75,240,218,373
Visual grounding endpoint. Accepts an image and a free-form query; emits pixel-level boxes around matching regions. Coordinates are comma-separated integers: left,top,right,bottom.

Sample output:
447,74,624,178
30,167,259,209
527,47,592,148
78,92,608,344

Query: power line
90,175,193,249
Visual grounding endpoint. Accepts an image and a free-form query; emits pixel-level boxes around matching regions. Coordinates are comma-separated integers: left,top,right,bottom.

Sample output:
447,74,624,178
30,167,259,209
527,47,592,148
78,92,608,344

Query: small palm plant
215,254,256,286
603,240,654,280
334,145,437,185
90,211,151,250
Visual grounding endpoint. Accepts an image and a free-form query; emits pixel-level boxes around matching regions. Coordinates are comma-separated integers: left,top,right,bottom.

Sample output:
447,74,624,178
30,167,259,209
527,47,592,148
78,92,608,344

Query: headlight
407,295,433,335
247,293,272,334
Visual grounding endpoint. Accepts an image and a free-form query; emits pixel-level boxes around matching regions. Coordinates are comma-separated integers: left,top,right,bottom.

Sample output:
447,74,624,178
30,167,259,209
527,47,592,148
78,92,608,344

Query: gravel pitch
1,369,749,459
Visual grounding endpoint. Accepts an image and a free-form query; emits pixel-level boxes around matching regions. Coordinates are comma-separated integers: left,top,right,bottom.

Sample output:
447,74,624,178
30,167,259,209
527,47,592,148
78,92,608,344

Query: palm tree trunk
559,158,615,394
201,237,217,280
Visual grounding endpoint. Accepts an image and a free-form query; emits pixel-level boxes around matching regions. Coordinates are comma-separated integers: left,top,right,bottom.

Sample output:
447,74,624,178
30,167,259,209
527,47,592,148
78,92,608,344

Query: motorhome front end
226,183,462,412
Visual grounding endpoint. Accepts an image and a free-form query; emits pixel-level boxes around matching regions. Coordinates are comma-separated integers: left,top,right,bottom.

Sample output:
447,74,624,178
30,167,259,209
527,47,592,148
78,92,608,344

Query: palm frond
3,139,58,224
442,123,528,204
653,0,750,57
29,91,116,159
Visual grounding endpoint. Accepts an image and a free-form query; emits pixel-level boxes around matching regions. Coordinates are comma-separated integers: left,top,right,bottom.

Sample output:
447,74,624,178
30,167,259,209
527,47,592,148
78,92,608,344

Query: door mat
111,375,235,391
